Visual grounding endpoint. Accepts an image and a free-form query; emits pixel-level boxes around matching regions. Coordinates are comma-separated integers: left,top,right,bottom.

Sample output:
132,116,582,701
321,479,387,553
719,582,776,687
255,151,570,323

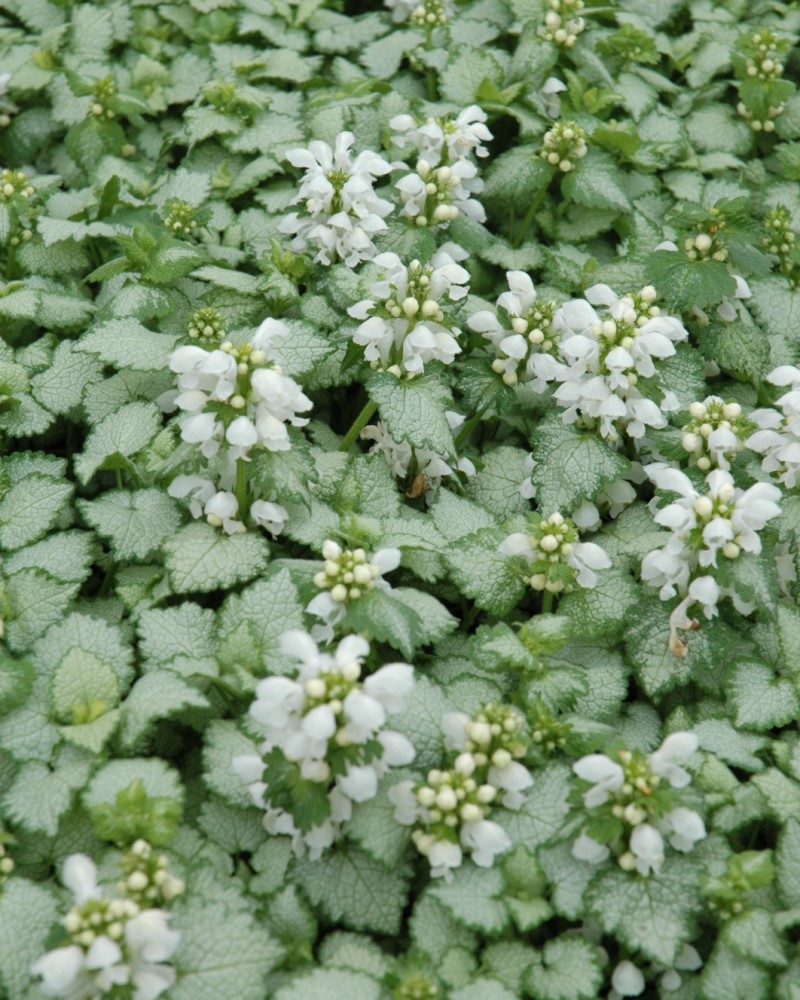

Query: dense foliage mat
1,0,800,997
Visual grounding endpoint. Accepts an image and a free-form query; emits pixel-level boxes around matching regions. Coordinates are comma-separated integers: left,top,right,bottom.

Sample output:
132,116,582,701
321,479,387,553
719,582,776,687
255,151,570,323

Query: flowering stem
340,399,378,452
424,27,437,101
513,182,550,248
235,457,250,520
541,592,554,614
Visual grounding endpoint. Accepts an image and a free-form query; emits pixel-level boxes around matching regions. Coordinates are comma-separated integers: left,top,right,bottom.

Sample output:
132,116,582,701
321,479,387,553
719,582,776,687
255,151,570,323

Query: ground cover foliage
1,0,800,996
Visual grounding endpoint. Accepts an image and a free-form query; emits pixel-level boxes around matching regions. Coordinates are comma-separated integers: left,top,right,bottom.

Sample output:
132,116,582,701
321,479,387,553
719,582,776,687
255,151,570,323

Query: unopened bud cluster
0,842,14,886
683,230,727,262
736,101,784,132
409,160,462,226
572,734,705,877
540,121,588,173
89,76,117,119
681,397,749,471
524,512,580,593
393,973,441,1000
119,839,185,908
313,539,385,604
762,207,797,279
187,307,225,344
541,0,585,47
741,29,788,81
1,169,34,201
164,200,198,236
410,0,449,28
391,705,533,878
526,699,570,756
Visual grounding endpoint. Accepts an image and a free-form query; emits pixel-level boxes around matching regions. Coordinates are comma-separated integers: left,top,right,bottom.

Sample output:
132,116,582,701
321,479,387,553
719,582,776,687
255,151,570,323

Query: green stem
115,468,123,490
235,457,250,519
340,399,378,452
513,182,550,248
424,26,437,101
541,591,554,614
455,408,486,449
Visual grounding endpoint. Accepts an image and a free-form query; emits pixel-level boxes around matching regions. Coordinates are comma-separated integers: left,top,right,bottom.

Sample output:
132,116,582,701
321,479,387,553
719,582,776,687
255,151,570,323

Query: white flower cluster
641,462,781,654
348,244,469,376
748,366,800,488
234,632,415,859
390,704,533,880
279,131,394,266
391,106,491,227
572,733,706,877
167,317,312,536
610,946,702,998
550,283,689,443
539,120,588,173
308,538,401,641
1,167,35,200
680,397,750,471
540,0,585,47
500,511,611,594
468,271,564,389
655,237,751,323
361,413,476,501
32,852,181,1000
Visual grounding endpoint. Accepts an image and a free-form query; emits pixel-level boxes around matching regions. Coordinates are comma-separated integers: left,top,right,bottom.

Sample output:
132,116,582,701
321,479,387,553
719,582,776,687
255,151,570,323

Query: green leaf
586,857,703,965
294,847,412,935
274,970,380,1000
77,319,179,372
467,446,532,520
367,374,456,458
752,769,800,823
138,602,217,672
778,604,800,679
525,936,603,1000
645,250,737,311
120,671,209,749
430,863,509,935
529,414,631,515
562,152,631,213
5,570,79,653
343,588,423,660
197,798,266,855
624,597,698,698
79,488,182,560
30,339,102,414
723,908,788,968
74,401,161,484
0,878,59,1000
452,982,519,1000
51,648,120,723
493,765,571,850
0,473,73,550
164,521,269,594
749,277,800,344
440,46,505,105
558,569,639,641
700,940,770,1000
776,819,800,908
729,660,799,730
3,756,90,835
0,654,34,714
171,900,283,1000
4,530,96,584
143,239,206,285
447,528,527,617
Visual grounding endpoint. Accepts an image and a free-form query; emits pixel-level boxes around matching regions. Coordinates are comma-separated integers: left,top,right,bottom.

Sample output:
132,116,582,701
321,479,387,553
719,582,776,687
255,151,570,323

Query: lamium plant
1,0,800,998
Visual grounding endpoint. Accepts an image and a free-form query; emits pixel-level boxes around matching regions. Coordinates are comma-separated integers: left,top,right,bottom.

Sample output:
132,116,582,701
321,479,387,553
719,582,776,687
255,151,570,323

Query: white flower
390,106,492,164
459,819,511,867
541,77,567,117
428,838,463,879
63,854,102,906
647,731,698,787
659,806,706,852
250,498,288,536
630,823,665,876
551,285,688,443
395,158,486,227
573,754,625,807
611,960,646,997
279,131,393,266
571,832,611,864
239,632,415,856
124,910,180,1000
204,490,244,534
500,512,611,593
349,248,468,376
487,760,534,809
